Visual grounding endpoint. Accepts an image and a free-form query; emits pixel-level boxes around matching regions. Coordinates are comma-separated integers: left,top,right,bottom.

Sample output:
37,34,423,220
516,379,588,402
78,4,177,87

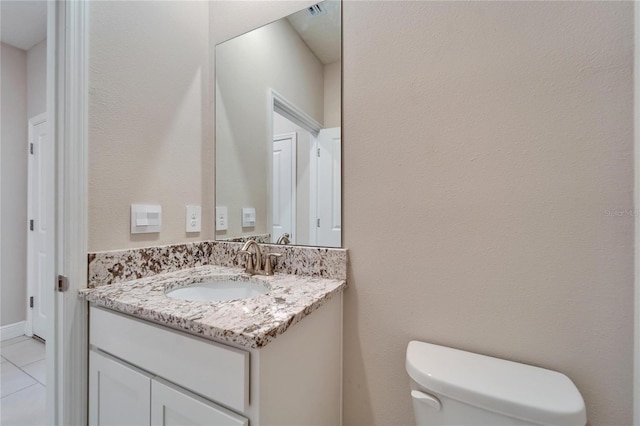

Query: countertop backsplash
88,241,347,288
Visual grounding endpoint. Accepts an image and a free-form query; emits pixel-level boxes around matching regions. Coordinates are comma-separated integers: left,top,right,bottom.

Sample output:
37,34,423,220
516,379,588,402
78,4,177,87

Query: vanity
83,258,346,426
83,0,345,423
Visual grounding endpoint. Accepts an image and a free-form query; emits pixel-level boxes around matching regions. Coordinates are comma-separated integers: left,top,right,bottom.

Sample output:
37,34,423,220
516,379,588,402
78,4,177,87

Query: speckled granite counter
80,264,346,349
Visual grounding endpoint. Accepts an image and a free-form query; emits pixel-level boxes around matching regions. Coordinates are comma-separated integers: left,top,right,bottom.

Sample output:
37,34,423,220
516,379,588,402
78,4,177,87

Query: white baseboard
0,321,27,341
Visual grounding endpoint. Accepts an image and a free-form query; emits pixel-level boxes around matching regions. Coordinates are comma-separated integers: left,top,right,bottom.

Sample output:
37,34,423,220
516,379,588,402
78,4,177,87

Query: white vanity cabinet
88,294,342,426
151,379,247,426
89,350,151,426
90,350,247,426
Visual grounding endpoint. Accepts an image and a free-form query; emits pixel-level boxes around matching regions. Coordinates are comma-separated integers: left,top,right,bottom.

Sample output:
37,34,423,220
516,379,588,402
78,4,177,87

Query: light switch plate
186,205,201,233
242,207,256,228
216,206,228,231
131,204,162,234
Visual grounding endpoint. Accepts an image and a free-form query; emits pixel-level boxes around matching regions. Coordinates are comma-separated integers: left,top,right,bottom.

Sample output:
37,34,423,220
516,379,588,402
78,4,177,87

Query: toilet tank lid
406,341,586,426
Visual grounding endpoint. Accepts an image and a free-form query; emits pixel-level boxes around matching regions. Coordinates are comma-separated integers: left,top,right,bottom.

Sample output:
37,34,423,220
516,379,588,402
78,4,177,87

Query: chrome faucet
239,240,281,276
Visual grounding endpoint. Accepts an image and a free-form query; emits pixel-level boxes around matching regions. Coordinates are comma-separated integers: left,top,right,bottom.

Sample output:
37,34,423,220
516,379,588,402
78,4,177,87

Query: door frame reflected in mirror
267,89,324,246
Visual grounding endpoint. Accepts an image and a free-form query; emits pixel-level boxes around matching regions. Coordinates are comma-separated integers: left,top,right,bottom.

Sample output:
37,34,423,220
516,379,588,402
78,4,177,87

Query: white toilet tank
406,341,586,426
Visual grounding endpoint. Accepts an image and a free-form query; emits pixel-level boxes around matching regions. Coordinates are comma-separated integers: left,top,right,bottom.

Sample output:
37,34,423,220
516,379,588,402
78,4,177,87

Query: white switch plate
242,207,256,228
216,206,228,231
186,205,201,233
131,204,162,234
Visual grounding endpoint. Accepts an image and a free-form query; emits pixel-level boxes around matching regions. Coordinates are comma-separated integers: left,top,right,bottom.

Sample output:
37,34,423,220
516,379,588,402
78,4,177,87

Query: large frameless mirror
215,0,341,247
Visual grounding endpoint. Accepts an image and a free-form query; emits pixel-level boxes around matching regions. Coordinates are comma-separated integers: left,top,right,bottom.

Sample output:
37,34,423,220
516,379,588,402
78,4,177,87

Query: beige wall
342,2,633,425
88,1,211,251
1,42,28,326
88,1,332,250
27,39,47,119
215,17,324,239
211,1,316,46
324,60,341,128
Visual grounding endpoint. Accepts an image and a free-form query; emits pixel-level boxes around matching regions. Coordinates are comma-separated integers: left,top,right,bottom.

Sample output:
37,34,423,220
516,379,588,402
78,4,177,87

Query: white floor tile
0,339,45,367
0,383,47,426
0,362,37,398
0,336,30,349
21,359,46,386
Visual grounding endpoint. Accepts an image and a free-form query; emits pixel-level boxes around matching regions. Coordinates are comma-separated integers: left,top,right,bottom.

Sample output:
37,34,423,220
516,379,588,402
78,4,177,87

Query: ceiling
287,0,341,65
1,1,47,51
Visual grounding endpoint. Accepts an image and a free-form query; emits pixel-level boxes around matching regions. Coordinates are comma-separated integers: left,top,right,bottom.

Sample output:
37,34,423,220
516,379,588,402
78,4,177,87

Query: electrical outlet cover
186,205,201,233
216,206,228,231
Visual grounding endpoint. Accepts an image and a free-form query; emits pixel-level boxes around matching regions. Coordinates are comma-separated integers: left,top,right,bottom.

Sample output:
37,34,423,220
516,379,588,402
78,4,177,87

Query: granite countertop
80,265,346,349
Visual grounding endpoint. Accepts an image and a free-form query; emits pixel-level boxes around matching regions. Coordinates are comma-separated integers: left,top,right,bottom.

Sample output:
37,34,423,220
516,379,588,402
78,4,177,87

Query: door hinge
29,143,34,155
317,218,320,227
58,275,69,292
29,219,34,231
317,148,321,157
29,296,34,308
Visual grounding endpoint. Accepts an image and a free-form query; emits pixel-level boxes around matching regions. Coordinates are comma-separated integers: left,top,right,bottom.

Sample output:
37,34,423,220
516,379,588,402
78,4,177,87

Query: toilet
406,341,586,426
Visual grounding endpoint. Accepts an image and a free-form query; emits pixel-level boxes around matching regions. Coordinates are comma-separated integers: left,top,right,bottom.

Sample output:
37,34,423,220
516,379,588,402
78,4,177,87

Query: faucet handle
264,253,282,276
238,250,254,273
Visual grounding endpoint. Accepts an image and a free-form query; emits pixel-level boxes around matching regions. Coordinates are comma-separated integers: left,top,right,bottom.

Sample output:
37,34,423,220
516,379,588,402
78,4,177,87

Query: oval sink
166,279,269,302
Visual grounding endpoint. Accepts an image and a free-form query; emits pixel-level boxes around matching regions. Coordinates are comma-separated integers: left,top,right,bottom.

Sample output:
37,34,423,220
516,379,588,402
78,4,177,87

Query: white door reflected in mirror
315,127,341,247
272,132,296,244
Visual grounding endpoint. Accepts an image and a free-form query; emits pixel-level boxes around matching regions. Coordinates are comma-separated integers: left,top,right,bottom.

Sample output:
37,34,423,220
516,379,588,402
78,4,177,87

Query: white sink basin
166,279,269,302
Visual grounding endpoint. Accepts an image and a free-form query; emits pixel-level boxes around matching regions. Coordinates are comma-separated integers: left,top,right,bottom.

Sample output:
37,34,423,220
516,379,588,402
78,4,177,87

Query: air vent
308,3,327,17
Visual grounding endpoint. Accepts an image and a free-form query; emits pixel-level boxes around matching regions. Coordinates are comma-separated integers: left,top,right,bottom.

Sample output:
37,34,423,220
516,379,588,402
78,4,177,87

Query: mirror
215,1,341,247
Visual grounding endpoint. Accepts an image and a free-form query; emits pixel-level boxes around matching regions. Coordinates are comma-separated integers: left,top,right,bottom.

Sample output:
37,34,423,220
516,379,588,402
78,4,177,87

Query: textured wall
324,60,341,128
211,1,316,46
342,2,634,425
88,1,211,251
1,42,28,326
27,39,46,119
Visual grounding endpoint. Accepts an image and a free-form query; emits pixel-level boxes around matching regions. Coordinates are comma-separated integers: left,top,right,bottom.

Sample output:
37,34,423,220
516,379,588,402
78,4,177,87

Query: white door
27,114,53,340
151,379,248,426
272,133,296,244
89,350,151,426
316,127,341,247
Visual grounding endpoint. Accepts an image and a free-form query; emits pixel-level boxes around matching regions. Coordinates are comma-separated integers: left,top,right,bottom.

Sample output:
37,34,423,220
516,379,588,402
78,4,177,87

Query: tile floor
1,336,46,426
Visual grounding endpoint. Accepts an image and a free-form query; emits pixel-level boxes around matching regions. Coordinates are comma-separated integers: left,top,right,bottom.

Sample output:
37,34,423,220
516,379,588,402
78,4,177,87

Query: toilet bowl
406,341,586,426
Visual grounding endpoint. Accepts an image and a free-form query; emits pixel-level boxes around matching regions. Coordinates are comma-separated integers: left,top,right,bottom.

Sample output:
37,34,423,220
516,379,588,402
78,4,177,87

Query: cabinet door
151,379,248,426
89,350,151,426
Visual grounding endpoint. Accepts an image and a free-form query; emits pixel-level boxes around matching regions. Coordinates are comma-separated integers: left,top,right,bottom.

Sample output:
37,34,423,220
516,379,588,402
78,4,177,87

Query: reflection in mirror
215,1,341,248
